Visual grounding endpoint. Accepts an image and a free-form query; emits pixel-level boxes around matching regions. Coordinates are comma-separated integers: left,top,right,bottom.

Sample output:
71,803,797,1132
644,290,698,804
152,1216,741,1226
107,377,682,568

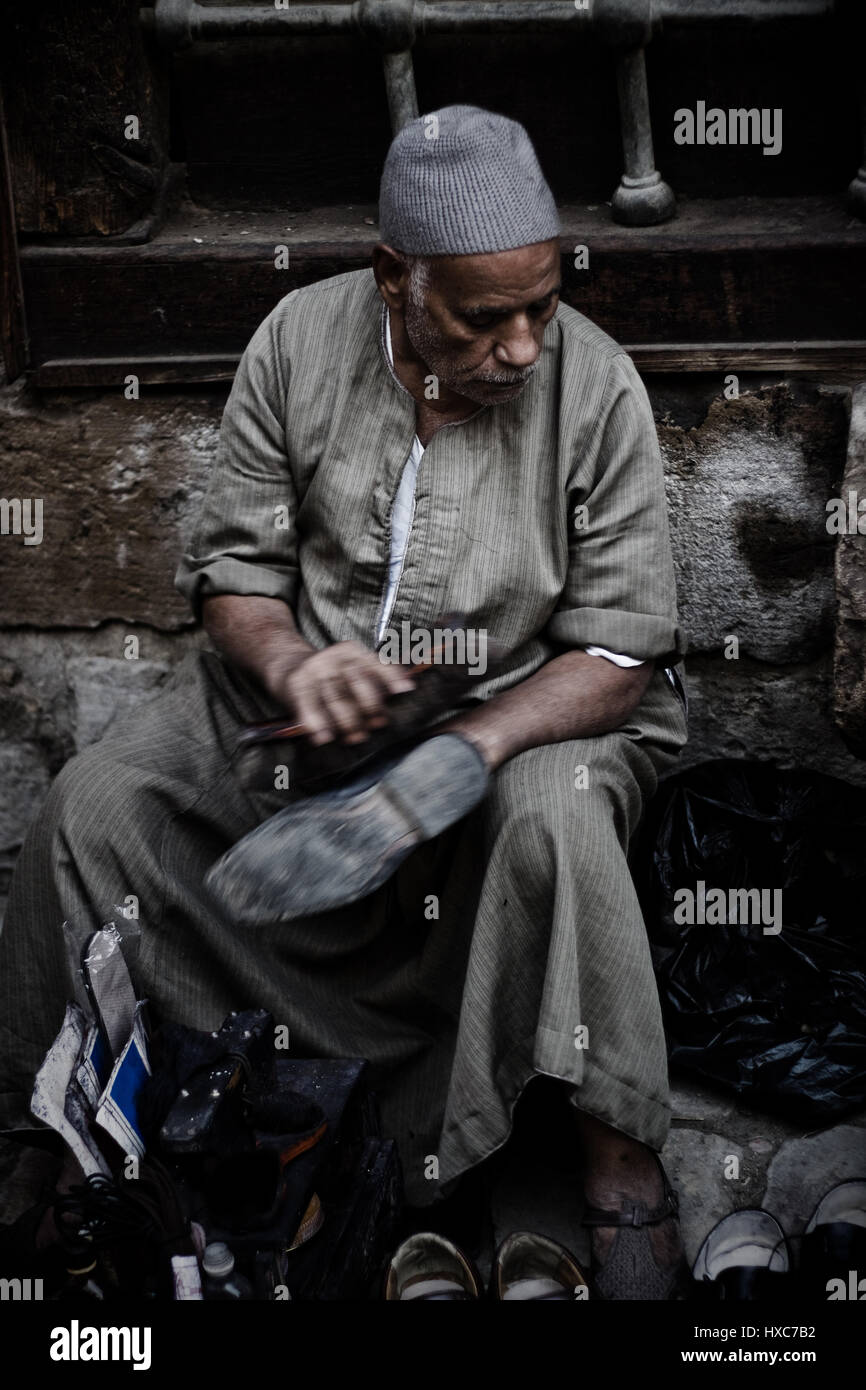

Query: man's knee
482,734,642,884
489,734,644,830
29,742,151,866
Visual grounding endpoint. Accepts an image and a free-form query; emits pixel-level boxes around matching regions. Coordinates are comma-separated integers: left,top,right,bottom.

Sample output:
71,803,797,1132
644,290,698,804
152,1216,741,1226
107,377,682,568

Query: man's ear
372,244,410,310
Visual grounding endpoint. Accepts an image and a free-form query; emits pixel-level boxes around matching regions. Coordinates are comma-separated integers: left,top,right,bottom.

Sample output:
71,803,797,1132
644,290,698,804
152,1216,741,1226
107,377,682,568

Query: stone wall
1,368,864,924
655,376,862,783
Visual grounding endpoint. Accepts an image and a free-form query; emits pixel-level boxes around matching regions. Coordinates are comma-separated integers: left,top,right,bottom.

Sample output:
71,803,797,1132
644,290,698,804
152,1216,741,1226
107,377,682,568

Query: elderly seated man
0,105,688,1299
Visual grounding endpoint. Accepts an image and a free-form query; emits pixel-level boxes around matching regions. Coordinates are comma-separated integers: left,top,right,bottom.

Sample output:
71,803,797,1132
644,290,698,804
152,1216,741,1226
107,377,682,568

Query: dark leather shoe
493,1231,590,1300
384,1233,483,1301
801,1180,866,1299
235,618,508,797
692,1209,791,1299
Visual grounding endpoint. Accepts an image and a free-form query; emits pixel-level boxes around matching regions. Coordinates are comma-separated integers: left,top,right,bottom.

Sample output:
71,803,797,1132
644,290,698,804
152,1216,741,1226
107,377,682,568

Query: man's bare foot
576,1112,684,1275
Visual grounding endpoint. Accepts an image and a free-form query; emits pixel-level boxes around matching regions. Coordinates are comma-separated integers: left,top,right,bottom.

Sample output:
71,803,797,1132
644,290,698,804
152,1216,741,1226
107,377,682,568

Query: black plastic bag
632,760,866,1123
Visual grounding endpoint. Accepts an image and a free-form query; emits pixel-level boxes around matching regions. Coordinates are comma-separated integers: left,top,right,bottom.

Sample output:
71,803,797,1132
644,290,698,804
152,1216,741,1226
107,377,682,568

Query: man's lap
0,648,684,1146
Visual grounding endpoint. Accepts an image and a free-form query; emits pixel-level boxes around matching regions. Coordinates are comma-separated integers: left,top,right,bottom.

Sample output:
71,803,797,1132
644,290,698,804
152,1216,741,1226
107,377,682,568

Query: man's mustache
472,362,538,387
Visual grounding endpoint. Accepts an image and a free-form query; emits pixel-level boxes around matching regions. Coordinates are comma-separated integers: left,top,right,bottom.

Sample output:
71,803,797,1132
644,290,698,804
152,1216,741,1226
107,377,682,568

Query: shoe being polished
206,733,490,925
493,1231,591,1300
384,1233,483,1301
234,615,509,798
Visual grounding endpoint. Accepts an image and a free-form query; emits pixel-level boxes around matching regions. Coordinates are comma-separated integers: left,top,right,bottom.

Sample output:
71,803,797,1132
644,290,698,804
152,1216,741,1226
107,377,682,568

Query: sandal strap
582,1157,680,1229
582,1190,679,1228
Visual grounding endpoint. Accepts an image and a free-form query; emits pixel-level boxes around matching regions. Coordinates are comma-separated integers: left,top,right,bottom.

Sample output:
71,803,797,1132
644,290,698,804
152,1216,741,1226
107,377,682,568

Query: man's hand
269,641,416,746
201,595,415,746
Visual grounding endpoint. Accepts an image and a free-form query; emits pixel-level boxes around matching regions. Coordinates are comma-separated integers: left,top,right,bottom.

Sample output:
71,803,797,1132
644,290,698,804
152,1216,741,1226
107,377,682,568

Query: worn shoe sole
205,733,489,925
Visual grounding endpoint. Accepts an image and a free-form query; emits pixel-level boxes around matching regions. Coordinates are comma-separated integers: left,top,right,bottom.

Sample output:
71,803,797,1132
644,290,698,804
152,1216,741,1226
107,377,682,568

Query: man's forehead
431,242,561,307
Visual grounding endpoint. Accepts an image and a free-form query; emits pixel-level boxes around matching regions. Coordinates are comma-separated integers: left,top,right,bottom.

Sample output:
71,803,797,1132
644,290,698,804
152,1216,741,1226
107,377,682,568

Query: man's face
403,240,561,406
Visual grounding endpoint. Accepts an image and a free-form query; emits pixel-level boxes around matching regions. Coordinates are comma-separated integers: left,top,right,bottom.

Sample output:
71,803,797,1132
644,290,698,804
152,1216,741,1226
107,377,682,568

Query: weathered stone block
661,1130,745,1264
677,655,866,787
763,1127,866,1233
658,383,848,663
0,379,221,628
68,655,171,751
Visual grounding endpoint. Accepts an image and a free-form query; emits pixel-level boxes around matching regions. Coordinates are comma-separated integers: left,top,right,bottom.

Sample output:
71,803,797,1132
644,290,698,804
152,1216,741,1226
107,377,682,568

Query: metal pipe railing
148,0,834,45
382,49,420,129
146,0,848,227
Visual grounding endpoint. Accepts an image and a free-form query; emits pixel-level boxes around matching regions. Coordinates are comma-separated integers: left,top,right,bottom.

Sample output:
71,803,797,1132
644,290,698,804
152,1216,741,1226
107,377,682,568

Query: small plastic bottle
202,1242,254,1300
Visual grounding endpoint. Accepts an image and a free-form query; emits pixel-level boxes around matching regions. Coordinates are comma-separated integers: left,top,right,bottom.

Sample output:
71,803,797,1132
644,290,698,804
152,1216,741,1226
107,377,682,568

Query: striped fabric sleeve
174,302,299,621
546,350,686,666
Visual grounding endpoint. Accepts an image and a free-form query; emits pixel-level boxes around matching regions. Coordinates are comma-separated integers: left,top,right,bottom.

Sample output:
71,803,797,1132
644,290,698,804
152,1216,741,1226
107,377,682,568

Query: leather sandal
581,1155,691,1301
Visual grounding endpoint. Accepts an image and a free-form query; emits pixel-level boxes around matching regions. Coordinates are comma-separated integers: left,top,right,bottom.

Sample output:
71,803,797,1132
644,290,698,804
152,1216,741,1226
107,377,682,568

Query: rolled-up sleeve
545,349,686,666
174,300,299,621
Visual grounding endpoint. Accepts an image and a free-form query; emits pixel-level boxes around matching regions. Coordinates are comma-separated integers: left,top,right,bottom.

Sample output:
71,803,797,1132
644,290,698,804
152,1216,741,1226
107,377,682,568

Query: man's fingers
289,644,417,745
319,677,371,743
376,661,416,696
344,670,391,727
330,653,415,731
341,645,414,698
291,683,336,746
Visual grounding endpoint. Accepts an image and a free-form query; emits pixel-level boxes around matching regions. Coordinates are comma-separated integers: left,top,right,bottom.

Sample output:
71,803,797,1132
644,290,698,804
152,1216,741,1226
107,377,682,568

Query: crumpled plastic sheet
632,760,866,1123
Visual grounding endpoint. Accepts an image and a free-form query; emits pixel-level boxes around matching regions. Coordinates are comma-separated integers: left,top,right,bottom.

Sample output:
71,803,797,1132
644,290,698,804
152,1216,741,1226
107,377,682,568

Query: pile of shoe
385,1231,590,1301
384,1177,866,1301
1,913,402,1300
692,1183,866,1300
140,1007,401,1300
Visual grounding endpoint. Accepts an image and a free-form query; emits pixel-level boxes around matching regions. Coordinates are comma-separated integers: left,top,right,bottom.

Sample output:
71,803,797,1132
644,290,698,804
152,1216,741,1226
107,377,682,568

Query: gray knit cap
378,104,561,256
